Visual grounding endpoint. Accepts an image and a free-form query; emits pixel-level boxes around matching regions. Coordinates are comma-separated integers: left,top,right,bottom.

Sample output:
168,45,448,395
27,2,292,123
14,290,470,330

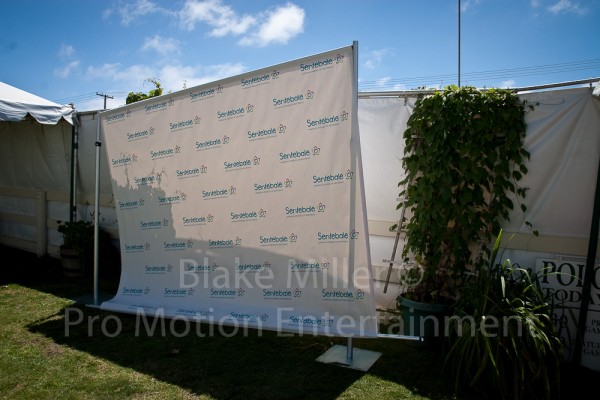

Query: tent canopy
0,81,74,125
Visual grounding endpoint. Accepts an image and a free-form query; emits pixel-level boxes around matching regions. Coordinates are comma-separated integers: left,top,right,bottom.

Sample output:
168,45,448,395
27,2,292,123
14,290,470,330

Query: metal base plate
315,345,382,372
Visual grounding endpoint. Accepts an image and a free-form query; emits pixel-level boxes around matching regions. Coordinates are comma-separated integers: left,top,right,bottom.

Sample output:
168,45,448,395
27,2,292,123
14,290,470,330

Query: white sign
536,258,600,371
100,45,378,337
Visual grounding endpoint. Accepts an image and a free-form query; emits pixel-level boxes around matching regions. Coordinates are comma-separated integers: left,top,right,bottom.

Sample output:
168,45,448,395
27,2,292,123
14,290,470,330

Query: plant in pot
393,85,533,345
57,219,94,277
444,230,563,400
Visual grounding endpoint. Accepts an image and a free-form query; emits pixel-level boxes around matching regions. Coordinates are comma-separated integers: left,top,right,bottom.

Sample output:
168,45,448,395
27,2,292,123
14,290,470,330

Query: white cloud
376,77,391,87
392,83,407,91
363,48,391,70
55,44,80,78
180,0,304,46
460,0,481,12
85,61,246,94
159,62,246,90
86,63,156,84
55,61,80,79
239,3,305,47
501,79,516,88
179,0,256,35
108,0,171,25
141,35,181,56
58,44,75,60
547,0,588,15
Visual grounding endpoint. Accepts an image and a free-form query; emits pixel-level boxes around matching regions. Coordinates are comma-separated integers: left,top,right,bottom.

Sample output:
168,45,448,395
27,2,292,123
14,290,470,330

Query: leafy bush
395,85,533,304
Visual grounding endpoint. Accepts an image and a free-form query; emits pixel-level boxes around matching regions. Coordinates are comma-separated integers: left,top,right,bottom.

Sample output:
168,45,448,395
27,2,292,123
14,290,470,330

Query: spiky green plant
444,231,564,399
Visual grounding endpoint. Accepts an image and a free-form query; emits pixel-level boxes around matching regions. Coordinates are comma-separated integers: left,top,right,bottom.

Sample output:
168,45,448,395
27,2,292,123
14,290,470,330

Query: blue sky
1,0,599,111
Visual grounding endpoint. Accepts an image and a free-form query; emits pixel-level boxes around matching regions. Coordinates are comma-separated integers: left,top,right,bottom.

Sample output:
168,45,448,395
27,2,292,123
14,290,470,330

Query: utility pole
96,92,113,110
458,0,461,87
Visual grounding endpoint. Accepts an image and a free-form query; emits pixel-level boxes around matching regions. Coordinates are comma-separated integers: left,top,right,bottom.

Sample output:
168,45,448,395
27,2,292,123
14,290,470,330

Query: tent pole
93,113,101,306
573,144,600,365
69,113,79,223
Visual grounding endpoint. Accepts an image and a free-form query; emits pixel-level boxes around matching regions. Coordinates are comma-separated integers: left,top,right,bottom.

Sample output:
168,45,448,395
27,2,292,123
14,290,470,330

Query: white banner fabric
99,46,378,337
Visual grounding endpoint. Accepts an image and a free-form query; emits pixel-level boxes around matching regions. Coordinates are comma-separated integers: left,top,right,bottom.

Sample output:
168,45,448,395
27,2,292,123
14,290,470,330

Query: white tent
0,81,74,125
0,82,76,255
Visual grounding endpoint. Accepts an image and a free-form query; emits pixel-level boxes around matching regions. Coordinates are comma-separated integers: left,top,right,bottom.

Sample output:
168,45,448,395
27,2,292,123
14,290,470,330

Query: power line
52,91,128,104
51,59,600,106
359,58,600,90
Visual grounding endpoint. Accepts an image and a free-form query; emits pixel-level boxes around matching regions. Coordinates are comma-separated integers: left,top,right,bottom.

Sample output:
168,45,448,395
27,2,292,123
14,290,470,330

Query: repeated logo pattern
101,45,377,337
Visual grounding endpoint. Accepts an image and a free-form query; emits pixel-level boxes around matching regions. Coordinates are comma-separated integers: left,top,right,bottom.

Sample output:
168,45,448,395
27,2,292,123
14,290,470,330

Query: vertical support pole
36,190,46,257
348,41,359,293
69,117,79,223
573,156,600,364
346,337,353,362
93,114,101,306
458,0,461,87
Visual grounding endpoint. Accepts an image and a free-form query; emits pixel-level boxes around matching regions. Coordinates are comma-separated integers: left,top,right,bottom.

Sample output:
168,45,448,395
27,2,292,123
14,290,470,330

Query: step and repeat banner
99,45,378,337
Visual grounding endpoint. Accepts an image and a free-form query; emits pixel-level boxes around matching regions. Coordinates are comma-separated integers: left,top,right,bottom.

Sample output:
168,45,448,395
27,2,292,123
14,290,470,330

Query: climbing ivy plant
396,85,534,303
125,78,163,104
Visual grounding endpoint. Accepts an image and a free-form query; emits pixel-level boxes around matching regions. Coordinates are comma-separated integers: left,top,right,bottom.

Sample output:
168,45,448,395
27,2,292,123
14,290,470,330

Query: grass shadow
26,302,460,400
22,244,600,398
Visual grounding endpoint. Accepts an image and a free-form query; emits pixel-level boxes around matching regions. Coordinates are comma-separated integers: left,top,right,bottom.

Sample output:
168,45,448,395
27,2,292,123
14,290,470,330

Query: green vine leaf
396,85,534,303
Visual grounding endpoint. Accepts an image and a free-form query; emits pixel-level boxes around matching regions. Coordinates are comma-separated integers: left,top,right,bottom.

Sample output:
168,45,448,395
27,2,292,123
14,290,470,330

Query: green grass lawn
0,245,595,399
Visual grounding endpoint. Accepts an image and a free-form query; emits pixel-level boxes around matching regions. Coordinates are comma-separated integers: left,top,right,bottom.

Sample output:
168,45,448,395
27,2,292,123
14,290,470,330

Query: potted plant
444,231,563,399
393,85,533,344
57,219,94,277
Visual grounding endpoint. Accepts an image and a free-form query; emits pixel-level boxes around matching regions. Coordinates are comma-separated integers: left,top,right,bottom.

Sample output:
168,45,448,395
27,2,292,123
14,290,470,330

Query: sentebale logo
300,57,333,73
189,87,216,102
158,193,184,205
288,315,334,327
202,187,232,200
150,145,180,160
254,179,285,194
285,205,317,217
182,215,210,226
230,210,258,222
273,93,305,109
121,286,149,296
210,288,237,298
144,98,173,113
169,117,197,132
321,289,354,301
313,172,345,186
241,73,270,87
163,288,189,297
134,174,160,186
140,219,163,230
279,148,311,163
208,238,235,248
289,260,321,270
176,167,200,179
317,231,350,243
111,153,137,167
106,111,127,124
262,289,293,299
217,106,244,121
126,126,154,141
306,114,339,129
247,127,277,141
195,137,223,151
124,242,149,253
224,158,252,171
118,198,144,210
144,264,172,274
164,241,188,251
